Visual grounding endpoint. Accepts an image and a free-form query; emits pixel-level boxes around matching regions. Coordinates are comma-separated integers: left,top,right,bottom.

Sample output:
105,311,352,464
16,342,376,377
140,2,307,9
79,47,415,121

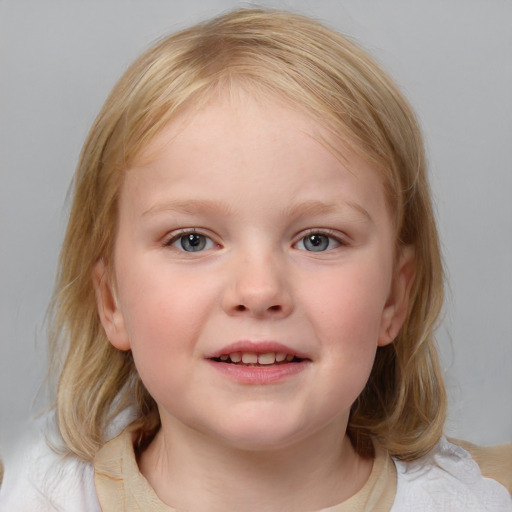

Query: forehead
130,85,377,180
118,89,390,233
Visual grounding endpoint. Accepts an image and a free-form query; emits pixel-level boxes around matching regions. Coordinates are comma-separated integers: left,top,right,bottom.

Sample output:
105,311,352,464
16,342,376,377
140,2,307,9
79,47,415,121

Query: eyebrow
282,200,373,223
142,198,372,223
142,199,236,218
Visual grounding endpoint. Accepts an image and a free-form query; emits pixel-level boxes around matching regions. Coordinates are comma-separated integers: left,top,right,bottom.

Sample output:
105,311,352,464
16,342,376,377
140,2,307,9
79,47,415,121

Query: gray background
1,0,511,452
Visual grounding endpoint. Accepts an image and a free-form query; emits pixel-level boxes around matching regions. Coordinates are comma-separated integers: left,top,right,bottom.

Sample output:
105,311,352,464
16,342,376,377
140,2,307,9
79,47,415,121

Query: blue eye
170,232,215,252
296,233,341,252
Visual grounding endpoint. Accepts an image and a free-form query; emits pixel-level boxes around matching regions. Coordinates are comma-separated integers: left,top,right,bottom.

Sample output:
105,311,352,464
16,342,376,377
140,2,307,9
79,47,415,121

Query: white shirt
1,421,510,512
393,437,512,511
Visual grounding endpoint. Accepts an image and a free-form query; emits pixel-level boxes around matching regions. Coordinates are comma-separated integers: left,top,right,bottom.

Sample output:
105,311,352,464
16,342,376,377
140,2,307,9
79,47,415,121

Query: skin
94,89,414,511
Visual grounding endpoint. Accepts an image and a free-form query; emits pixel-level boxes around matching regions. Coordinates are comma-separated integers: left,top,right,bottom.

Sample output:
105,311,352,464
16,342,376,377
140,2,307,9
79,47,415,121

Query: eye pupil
304,234,329,252
181,233,206,252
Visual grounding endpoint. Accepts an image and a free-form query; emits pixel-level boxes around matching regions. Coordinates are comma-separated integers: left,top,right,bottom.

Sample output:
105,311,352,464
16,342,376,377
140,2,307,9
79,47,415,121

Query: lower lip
207,360,309,384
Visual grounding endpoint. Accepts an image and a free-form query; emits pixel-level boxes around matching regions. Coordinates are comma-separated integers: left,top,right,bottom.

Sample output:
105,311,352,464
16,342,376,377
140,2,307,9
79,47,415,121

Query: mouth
210,351,305,366
205,342,310,383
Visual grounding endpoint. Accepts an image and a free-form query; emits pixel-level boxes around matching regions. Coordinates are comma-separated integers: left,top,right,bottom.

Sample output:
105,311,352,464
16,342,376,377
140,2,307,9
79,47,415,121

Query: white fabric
1,421,510,512
0,418,100,512
393,438,512,511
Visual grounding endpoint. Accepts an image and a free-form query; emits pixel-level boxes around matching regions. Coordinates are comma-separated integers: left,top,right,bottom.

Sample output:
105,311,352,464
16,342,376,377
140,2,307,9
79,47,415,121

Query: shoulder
452,438,512,492
392,438,512,512
0,416,100,512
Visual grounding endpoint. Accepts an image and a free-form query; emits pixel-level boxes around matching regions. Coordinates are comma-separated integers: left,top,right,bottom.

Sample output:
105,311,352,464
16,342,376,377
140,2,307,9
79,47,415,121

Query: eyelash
162,228,347,253
162,229,218,252
293,229,347,252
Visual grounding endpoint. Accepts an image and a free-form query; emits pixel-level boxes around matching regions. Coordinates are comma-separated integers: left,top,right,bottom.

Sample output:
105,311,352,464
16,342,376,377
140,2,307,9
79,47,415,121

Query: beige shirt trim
94,429,396,512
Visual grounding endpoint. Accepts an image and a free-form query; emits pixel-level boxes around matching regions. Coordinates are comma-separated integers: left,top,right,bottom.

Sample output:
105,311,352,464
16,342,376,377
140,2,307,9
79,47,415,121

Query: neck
138,415,373,512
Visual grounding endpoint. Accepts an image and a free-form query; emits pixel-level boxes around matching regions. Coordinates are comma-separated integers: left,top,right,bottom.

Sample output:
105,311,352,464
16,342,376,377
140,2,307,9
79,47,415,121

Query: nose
221,250,294,319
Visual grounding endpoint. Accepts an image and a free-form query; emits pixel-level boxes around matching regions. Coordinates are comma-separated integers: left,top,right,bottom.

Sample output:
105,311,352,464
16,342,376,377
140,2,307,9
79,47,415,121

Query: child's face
95,90,412,451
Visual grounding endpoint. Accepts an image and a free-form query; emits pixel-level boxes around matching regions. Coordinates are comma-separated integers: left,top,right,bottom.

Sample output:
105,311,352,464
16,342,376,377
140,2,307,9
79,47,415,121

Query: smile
206,342,310,384
211,352,304,365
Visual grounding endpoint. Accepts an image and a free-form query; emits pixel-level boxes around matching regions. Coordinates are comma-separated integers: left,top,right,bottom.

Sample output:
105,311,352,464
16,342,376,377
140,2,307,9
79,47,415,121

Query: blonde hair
49,8,446,462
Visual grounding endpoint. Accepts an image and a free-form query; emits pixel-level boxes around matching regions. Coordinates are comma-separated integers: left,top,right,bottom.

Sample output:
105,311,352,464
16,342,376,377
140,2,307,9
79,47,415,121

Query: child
0,8,510,512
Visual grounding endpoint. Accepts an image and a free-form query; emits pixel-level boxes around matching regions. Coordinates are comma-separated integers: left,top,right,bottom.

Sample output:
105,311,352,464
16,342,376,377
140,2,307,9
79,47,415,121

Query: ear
378,246,415,347
92,259,131,351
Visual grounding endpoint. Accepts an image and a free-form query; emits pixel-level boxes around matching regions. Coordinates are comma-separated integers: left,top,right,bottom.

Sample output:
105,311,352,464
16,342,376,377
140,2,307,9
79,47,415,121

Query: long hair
49,8,446,462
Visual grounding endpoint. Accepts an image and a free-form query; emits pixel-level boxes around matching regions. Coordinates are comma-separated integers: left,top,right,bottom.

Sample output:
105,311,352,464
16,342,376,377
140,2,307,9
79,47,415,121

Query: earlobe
378,246,415,347
92,259,131,351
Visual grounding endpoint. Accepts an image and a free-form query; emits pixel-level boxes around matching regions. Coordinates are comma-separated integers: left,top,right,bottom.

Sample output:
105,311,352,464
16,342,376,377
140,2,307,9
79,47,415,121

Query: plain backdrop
1,0,511,453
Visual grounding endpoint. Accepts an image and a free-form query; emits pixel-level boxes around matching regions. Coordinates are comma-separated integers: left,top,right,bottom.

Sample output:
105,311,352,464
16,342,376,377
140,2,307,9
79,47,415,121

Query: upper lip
205,340,310,360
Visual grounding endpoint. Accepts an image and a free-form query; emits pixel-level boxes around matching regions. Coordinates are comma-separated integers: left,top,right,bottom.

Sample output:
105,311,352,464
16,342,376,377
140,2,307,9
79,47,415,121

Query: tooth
242,353,258,364
286,354,294,362
275,353,287,362
220,355,229,361
258,353,276,365
230,352,242,363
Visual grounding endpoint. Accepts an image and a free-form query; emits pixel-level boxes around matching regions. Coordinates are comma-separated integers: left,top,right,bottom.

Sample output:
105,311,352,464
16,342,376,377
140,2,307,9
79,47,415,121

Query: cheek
124,298,188,389
117,258,206,339
114,261,221,393
298,261,391,399
304,267,389,345
115,272,187,366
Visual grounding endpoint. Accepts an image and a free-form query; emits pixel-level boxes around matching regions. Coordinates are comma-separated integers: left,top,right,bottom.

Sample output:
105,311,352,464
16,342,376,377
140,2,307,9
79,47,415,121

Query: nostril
233,304,281,313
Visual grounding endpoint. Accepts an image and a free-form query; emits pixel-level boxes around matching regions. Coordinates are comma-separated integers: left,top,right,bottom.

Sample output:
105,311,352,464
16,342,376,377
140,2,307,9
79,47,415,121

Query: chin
208,414,314,453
